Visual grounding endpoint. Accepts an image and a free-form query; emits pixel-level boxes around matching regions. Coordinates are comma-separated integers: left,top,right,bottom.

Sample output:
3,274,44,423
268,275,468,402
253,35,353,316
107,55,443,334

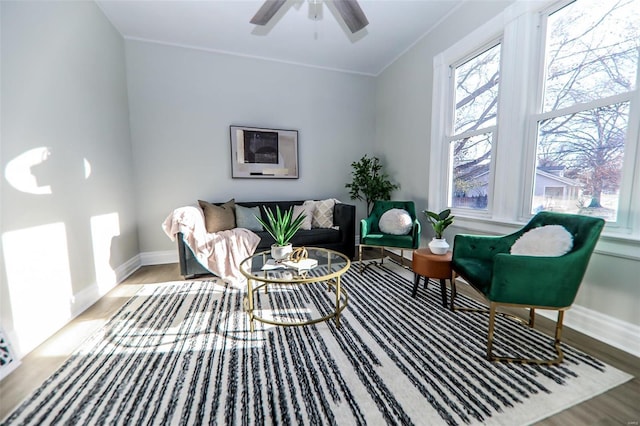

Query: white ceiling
96,0,464,76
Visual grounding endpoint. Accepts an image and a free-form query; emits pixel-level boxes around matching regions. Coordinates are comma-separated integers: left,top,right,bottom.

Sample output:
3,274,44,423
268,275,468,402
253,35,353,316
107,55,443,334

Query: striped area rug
3,260,632,425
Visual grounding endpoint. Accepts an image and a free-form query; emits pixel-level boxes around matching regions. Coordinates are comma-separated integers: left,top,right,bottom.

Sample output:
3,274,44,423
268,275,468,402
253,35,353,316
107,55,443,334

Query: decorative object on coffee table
424,208,454,255
254,205,306,260
345,154,399,214
289,246,308,263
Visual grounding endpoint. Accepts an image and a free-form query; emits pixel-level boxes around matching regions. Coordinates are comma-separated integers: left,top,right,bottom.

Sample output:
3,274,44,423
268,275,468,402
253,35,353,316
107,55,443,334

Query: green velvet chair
359,200,421,272
451,211,605,365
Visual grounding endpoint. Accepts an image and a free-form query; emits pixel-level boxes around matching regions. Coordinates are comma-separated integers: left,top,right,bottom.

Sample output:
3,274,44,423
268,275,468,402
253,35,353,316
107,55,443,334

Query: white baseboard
116,255,142,282
70,255,142,318
538,305,640,358
139,250,177,266
2,253,143,364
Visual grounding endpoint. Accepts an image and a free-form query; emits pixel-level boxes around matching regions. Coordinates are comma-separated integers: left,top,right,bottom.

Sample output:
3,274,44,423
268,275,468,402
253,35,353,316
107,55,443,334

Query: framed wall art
230,125,299,179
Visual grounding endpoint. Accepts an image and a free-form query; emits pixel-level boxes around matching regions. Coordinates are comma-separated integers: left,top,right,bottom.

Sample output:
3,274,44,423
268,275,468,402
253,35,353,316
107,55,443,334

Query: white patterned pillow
378,209,413,235
303,199,340,229
510,225,573,257
293,204,313,230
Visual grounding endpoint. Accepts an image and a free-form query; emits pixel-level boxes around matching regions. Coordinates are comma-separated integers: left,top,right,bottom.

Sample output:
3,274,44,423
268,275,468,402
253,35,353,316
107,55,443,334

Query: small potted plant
423,208,455,255
255,206,307,260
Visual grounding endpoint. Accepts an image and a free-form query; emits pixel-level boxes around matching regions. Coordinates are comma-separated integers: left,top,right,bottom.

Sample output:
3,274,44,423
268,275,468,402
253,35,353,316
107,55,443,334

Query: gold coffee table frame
239,247,351,332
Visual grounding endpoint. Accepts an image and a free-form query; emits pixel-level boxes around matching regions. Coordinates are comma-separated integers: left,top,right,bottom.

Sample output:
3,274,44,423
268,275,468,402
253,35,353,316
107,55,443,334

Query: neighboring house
533,167,582,209
453,166,581,210
452,163,489,208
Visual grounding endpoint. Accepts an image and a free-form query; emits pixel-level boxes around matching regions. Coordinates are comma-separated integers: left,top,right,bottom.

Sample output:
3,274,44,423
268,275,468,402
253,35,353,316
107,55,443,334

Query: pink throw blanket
162,206,260,288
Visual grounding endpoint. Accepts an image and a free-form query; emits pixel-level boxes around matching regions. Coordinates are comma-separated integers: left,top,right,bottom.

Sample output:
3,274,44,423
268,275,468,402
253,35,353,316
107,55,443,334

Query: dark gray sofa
177,200,356,278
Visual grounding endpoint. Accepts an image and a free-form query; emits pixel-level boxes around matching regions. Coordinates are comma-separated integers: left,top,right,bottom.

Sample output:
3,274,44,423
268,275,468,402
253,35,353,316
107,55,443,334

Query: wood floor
1,255,638,424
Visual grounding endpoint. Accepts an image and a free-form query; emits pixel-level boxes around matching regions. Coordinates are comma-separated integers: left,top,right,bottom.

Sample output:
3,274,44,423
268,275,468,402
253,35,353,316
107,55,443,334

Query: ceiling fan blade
331,0,368,33
250,0,287,25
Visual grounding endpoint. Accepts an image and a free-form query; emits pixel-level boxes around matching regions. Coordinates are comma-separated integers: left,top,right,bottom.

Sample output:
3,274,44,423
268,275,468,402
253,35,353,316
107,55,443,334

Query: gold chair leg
452,273,566,365
487,303,497,360
529,308,535,327
449,270,457,311
487,306,565,365
359,245,414,273
554,310,565,363
359,245,385,273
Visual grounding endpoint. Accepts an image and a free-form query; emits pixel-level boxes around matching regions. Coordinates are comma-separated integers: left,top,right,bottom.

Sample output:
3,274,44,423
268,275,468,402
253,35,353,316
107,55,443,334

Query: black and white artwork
230,125,299,178
243,130,279,164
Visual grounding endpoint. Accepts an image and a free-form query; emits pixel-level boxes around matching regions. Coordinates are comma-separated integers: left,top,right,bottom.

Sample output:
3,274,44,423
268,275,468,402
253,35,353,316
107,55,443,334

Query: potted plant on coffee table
423,208,455,255
255,206,307,261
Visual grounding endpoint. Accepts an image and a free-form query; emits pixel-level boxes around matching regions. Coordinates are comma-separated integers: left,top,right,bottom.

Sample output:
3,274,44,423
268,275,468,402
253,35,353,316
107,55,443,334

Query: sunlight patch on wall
4,147,53,195
2,223,73,355
90,213,120,294
83,158,92,179
4,148,93,195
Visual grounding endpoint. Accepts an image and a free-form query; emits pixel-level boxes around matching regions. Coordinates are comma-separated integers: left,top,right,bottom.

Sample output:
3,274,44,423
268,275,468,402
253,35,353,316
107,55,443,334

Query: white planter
428,238,450,255
271,243,293,261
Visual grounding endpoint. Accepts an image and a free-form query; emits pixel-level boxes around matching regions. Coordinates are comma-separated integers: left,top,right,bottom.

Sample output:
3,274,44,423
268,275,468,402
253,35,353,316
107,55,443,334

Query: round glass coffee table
239,247,351,332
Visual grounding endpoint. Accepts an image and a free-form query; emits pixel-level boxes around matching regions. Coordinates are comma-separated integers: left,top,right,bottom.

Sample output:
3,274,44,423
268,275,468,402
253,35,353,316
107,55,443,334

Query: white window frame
446,40,502,216
521,0,640,233
429,0,640,259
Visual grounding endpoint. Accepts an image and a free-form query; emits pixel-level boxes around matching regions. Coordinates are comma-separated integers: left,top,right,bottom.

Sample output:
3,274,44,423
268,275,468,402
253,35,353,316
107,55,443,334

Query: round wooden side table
411,248,455,308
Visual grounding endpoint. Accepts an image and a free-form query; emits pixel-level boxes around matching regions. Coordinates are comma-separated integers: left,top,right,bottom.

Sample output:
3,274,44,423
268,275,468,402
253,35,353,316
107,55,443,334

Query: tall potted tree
255,206,307,260
345,155,399,214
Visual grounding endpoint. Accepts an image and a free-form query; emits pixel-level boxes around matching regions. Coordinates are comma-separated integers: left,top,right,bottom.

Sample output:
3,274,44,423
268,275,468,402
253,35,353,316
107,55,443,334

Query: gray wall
375,1,512,210
125,40,375,254
1,1,137,356
374,1,640,329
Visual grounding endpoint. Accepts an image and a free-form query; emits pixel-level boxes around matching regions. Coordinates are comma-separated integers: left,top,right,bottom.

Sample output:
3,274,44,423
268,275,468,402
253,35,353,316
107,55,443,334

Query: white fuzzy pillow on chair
379,209,413,235
510,225,573,257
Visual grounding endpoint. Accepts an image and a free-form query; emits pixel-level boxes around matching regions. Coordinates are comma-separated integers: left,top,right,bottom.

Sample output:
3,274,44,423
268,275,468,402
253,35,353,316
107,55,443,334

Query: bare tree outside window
455,46,500,133
451,133,492,209
449,43,501,210
532,0,639,221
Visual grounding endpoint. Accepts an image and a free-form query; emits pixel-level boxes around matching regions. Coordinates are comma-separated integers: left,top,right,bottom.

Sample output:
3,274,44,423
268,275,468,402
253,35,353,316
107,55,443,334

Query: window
448,43,501,211
531,0,639,222
431,0,640,245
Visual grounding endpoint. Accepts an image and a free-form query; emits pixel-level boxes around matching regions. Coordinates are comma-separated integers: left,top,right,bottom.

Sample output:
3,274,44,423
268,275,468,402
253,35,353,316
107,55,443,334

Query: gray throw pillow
235,205,263,232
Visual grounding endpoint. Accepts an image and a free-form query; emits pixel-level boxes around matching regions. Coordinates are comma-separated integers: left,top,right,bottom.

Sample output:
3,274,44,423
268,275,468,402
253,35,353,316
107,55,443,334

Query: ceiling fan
250,0,369,34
